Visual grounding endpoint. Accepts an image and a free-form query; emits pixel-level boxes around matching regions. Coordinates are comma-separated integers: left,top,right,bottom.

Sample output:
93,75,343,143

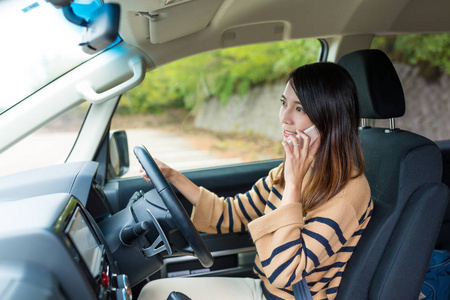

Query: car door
92,39,322,280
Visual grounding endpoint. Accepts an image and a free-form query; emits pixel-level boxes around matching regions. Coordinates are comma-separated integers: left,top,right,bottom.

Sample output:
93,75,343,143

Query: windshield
0,0,102,114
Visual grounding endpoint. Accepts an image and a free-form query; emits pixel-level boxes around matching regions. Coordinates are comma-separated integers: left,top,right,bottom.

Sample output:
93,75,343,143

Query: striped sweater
191,164,373,300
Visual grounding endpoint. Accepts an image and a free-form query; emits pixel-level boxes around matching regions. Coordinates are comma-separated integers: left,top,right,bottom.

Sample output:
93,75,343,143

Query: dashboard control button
116,274,130,290
115,288,132,300
101,272,110,287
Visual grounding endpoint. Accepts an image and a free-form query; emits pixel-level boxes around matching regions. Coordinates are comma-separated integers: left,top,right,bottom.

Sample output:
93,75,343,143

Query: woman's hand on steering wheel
134,145,214,268
139,158,173,184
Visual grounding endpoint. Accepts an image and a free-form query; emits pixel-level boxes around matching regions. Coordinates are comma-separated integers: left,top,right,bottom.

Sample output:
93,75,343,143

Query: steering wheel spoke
134,145,213,268
142,209,172,257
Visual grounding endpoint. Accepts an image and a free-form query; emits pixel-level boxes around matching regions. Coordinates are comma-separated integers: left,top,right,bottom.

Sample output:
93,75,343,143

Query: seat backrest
336,49,449,300
435,140,450,251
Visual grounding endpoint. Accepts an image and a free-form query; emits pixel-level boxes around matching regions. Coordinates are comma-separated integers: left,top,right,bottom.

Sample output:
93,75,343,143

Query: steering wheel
133,145,214,268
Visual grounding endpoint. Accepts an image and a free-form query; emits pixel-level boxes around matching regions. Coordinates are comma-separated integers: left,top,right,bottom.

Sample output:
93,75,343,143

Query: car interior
336,49,449,300
0,0,449,299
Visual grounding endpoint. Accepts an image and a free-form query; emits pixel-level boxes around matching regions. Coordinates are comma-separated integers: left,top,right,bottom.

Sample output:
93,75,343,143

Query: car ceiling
109,0,450,66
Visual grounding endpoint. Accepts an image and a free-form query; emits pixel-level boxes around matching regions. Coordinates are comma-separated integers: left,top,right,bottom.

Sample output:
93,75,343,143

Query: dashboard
0,160,257,300
0,161,110,218
0,162,131,300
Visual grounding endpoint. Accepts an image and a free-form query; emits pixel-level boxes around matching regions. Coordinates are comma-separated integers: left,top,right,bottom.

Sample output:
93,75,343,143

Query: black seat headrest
337,49,405,119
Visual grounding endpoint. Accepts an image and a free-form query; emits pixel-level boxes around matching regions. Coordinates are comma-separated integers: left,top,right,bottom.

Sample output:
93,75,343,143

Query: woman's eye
280,99,286,106
296,107,303,112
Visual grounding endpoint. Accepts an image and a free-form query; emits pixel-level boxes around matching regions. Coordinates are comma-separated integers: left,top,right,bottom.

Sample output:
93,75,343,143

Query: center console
61,199,132,300
0,193,131,300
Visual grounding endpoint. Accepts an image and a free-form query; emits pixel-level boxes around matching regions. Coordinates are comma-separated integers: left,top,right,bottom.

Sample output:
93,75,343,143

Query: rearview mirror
80,3,120,54
109,130,129,178
58,2,120,54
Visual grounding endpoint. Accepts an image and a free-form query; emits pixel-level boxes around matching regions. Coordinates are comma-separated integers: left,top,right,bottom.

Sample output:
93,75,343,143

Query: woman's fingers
295,130,311,147
139,167,152,183
281,140,292,157
308,136,321,157
282,129,320,185
285,133,306,156
139,158,174,184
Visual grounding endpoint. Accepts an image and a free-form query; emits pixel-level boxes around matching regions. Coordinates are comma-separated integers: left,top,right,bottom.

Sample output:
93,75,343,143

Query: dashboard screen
67,207,103,278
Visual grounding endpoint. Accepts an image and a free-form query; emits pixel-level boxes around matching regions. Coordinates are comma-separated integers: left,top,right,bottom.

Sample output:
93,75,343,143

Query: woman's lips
283,129,296,138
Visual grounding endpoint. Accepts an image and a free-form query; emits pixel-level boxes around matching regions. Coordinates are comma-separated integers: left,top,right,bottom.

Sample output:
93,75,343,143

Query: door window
111,39,322,177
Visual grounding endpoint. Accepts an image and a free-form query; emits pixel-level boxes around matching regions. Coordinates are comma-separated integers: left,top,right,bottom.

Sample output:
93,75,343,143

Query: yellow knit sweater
192,164,372,300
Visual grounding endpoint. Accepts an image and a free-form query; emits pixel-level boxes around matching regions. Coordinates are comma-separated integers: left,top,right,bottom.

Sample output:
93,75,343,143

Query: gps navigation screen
67,207,103,278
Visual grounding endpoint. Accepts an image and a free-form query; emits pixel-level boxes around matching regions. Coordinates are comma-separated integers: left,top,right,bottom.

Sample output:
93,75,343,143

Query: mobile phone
304,125,320,146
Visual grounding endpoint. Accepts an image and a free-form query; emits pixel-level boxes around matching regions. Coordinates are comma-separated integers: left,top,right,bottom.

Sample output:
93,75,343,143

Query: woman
138,62,373,300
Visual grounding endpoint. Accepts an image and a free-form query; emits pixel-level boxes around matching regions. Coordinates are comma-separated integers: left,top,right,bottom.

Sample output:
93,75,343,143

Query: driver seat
336,49,449,299
159,50,449,300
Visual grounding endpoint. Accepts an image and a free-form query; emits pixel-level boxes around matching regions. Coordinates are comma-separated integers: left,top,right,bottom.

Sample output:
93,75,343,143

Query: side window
371,33,450,141
0,104,90,177
111,39,321,177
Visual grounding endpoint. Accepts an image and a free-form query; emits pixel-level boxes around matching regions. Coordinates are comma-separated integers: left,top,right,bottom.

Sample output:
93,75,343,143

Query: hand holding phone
303,125,320,146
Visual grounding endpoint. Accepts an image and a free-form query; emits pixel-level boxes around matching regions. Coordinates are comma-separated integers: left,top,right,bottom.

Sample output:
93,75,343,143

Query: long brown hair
274,62,365,213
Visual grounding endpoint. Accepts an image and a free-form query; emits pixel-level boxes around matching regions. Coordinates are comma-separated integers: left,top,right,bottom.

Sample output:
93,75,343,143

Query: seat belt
293,278,313,300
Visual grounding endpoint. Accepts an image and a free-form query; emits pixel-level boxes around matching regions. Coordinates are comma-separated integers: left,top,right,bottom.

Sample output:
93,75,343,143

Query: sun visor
139,0,222,44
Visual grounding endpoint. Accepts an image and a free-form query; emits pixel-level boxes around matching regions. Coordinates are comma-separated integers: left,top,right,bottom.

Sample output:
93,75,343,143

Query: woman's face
279,82,314,141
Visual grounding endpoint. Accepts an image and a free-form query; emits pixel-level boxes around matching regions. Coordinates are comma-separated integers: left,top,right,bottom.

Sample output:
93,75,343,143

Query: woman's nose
280,109,293,124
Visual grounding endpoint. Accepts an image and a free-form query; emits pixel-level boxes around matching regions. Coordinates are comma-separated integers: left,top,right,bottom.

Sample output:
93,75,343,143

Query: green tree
119,39,320,114
372,33,450,80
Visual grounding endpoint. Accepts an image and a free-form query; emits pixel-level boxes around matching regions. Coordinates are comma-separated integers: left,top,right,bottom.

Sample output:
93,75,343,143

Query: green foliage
372,33,450,80
118,67,184,115
119,34,450,115
119,39,320,114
